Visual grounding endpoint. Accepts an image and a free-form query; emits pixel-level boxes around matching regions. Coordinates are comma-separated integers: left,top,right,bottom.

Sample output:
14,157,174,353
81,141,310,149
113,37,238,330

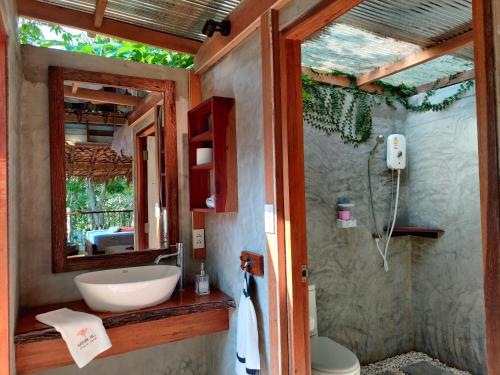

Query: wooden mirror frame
49,66,179,273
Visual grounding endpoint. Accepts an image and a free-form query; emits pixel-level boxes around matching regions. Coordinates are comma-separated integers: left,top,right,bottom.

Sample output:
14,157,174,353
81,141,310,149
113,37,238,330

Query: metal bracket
301,265,308,282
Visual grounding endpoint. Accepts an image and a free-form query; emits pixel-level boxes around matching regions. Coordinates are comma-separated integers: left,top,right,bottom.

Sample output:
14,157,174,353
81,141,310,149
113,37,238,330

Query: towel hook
240,251,264,277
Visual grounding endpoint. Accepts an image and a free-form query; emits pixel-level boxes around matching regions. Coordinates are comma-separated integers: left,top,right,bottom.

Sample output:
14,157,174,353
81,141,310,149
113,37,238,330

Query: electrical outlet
193,229,205,249
265,204,275,234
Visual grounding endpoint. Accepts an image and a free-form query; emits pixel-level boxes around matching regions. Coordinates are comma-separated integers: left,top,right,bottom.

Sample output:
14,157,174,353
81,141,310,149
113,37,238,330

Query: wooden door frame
0,12,9,375
135,123,157,251
273,0,499,373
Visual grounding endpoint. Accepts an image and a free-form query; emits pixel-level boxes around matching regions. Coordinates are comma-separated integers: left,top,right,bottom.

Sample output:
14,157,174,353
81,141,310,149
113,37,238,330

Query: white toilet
309,285,361,375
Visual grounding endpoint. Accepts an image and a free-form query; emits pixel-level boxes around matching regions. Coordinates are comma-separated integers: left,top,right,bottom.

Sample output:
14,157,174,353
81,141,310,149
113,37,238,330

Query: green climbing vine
302,69,475,146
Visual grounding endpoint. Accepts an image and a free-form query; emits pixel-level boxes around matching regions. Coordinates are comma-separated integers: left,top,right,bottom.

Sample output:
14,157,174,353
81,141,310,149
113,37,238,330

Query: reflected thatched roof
66,142,132,183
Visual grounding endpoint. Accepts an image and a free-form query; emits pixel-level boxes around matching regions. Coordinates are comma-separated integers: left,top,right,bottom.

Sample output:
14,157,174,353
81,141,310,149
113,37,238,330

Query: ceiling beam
304,66,475,96
415,69,475,93
64,86,142,106
302,66,387,95
282,0,365,40
127,92,163,127
194,0,290,74
17,0,201,55
94,0,108,28
357,30,474,86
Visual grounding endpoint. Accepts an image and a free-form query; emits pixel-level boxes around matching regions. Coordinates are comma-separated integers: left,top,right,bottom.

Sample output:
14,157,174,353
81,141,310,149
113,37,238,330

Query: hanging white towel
236,273,260,375
36,308,112,368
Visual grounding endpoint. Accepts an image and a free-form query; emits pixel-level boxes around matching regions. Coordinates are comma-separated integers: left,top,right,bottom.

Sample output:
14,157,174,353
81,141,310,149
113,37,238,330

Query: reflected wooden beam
127,92,163,127
71,82,79,94
94,0,108,28
357,31,474,86
64,86,141,106
65,112,127,126
18,0,201,55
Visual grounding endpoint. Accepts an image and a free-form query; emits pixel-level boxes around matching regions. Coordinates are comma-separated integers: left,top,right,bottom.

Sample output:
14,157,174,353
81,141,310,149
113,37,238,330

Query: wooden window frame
268,0,499,373
49,67,179,273
0,13,9,375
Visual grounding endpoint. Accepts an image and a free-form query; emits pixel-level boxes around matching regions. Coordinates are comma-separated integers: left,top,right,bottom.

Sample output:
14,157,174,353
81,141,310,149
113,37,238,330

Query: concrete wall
200,32,270,375
303,83,485,372
407,86,486,374
18,45,206,375
303,102,414,364
0,0,23,373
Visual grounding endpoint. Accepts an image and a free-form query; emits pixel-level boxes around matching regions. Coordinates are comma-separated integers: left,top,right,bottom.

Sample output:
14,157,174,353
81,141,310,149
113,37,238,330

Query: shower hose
373,169,401,272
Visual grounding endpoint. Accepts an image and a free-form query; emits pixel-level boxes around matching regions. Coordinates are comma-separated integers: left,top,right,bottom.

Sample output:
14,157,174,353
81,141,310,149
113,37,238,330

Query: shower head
369,135,385,155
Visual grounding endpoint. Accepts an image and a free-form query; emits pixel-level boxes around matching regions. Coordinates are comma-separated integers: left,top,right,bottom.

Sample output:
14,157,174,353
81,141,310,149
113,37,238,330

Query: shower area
301,1,485,374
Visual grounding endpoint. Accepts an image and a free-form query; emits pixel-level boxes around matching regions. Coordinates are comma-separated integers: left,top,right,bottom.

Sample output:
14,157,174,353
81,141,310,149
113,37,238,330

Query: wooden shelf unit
188,96,237,213
15,287,235,374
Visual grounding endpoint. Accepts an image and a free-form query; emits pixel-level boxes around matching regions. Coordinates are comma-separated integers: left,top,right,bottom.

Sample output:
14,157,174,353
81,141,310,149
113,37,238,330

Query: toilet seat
311,336,360,375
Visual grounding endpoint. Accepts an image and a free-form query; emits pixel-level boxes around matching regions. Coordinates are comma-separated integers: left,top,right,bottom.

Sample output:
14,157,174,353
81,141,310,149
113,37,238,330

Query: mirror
49,67,179,272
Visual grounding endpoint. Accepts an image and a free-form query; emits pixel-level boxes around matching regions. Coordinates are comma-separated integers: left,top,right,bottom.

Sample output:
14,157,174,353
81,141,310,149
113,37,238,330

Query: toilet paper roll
196,148,213,165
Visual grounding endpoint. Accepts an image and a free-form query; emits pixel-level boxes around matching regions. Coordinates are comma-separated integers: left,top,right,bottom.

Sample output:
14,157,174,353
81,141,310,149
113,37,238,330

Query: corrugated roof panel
337,0,472,47
302,23,422,74
38,0,240,42
302,0,474,87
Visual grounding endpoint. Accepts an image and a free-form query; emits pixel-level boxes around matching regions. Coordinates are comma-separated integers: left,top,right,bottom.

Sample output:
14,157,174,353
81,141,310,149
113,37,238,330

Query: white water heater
387,134,406,170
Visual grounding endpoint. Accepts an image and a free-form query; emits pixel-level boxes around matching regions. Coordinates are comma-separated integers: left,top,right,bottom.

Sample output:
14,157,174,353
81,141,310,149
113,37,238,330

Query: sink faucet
154,242,184,290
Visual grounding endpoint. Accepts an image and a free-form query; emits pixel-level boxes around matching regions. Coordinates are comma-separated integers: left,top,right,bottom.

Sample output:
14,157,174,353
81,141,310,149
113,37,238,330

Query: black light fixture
202,19,231,37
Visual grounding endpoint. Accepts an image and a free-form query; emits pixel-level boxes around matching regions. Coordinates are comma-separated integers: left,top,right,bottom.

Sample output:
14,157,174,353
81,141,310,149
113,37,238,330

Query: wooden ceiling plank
357,31,474,87
193,0,290,74
17,0,201,55
64,86,141,106
127,92,163,127
94,0,108,28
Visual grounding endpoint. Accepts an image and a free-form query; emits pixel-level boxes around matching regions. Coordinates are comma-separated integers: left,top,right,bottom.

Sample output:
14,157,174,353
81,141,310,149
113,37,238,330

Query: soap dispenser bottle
195,262,210,296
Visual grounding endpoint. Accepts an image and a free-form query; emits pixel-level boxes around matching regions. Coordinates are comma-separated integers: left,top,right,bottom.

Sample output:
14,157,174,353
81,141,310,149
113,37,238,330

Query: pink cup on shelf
338,210,351,220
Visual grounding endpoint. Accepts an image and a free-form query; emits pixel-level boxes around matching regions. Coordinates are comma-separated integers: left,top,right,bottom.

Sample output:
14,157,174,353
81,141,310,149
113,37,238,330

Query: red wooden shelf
188,96,237,213
191,162,213,171
190,131,213,143
192,207,215,213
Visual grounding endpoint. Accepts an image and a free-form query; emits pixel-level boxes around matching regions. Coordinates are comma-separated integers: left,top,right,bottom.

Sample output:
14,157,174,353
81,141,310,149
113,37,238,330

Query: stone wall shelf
15,287,235,374
391,226,444,239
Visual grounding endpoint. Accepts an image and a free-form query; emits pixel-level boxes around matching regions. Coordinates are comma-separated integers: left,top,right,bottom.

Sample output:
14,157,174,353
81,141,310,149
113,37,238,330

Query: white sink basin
74,265,181,312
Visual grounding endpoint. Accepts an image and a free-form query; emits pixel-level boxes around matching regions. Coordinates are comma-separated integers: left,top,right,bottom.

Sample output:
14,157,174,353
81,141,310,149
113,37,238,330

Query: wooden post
189,71,206,259
473,0,500,373
0,15,9,375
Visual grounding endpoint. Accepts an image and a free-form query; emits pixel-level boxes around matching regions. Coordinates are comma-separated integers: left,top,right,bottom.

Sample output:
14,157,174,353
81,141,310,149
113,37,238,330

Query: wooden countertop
15,286,235,374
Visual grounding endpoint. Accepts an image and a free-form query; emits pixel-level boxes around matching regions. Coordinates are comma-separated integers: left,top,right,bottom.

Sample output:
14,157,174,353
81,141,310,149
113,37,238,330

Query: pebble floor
361,352,473,375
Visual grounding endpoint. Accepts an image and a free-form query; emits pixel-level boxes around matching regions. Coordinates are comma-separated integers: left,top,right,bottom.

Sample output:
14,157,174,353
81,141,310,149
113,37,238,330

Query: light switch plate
265,204,275,234
193,229,205,249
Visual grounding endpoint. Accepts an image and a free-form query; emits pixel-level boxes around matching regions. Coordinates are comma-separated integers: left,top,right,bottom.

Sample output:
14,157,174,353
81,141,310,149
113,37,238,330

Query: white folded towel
36,308,112,368
236,274,260,375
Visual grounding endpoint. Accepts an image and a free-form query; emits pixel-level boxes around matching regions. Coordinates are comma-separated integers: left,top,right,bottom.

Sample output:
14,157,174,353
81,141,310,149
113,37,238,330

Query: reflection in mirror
63,80,166,259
